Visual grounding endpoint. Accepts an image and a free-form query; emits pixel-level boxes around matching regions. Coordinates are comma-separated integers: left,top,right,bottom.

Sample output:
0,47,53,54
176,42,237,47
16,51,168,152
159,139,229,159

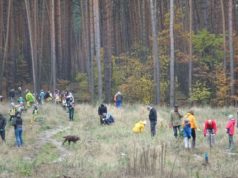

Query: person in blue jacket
183,119,192,149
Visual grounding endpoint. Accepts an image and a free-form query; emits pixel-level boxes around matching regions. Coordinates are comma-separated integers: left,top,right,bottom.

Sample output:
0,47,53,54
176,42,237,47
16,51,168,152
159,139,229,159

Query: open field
0,103,238,178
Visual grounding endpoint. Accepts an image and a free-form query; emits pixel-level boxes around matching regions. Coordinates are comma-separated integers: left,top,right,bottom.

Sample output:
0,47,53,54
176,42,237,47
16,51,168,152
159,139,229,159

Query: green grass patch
16,160,34,177
33,143,59,166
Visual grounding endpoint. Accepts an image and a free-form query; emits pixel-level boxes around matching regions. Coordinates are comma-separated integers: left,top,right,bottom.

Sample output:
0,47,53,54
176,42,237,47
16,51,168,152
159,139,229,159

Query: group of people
130,105,237,151
0,87,77,147
1,87,237,151
170,105,237,150
37,89,75,121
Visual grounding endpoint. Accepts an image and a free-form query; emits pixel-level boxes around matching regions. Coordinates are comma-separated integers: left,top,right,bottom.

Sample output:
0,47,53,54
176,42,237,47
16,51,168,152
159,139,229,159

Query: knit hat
228,114,233,120
184,119,189,124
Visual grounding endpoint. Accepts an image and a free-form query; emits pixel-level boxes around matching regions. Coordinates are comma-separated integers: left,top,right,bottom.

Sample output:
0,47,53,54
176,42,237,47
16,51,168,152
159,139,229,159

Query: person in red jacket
226,114,236,151
203,119,217,147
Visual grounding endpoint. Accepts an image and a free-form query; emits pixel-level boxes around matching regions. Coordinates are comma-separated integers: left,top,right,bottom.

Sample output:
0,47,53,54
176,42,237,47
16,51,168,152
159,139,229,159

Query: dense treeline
0,0,237,106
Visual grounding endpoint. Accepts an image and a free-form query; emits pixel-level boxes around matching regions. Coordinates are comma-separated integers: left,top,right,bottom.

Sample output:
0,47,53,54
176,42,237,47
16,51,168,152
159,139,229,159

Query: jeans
40,98,44,105
68,107,74,121
191,128,196,148
15,127,23,147
173,125,181,138
150,121,157,137
0,130,5,141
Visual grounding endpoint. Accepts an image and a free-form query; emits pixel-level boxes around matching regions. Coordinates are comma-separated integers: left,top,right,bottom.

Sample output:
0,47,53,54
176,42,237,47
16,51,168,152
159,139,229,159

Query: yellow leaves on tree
214,68,229,106
119,76,153,104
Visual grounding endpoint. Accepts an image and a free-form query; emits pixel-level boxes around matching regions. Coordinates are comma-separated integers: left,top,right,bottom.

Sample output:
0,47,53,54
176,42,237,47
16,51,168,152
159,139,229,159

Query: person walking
184,110,198,148
147,106,157,137
98,104,107,125
31,105,39,125
25,89,35,107
170,105,183,138
12,112,23,147
183,119,192,149
39,89,45,104
0,114,7,143
226,114,236,151
203,119,217,147
17,86,22,97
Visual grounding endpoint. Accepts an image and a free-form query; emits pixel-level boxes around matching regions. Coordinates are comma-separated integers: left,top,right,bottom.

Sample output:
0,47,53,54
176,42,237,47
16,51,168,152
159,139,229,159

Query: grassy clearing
0,103,237,177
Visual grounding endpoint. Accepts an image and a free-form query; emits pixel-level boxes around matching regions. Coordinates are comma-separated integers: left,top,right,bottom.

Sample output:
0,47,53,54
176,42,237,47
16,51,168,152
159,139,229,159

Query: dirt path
26,123,72,162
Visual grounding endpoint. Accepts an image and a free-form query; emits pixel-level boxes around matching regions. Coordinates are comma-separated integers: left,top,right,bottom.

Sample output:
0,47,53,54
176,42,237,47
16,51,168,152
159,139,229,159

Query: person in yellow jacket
132,120,147,133
9,103,16,121
183,110,198,148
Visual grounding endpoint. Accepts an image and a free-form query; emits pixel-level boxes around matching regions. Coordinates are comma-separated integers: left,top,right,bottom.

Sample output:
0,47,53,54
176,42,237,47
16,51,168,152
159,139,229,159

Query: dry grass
0,103,237,178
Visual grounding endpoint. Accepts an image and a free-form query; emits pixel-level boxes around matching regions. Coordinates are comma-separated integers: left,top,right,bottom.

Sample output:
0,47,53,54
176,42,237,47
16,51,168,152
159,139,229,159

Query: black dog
62,135,80,145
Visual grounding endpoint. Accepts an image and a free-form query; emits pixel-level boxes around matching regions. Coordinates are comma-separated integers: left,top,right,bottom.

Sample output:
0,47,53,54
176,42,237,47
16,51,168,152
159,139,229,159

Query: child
132,120,147,133
102,113,115,125
183,119,192,149
9,103,16,121
226,114,236,151
32,105,38,124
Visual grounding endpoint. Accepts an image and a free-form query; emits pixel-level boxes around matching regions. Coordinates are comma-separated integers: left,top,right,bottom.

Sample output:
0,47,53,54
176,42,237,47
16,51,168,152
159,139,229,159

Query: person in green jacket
170,105,183,138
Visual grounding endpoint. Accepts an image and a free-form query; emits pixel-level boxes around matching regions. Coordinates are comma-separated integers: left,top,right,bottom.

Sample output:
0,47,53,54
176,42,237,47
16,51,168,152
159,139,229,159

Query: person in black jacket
12,112,23,147
98,104,107,124
0,114,6,142
147,106,157,137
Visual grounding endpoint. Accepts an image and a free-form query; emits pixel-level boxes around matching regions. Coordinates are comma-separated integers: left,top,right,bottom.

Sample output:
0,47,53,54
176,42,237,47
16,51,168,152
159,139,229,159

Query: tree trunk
169,0,175,107
38,0,46,88
104,0,112,103
188,0,193,98
51,0,56,92
93,0,102,102
150,0,160,104
0,0,12,94
0,0,3,65
33,0,39,92
56,0,62,79
89,0,95,102
25,0,37,93
220,0,227,73
228,0,234,97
